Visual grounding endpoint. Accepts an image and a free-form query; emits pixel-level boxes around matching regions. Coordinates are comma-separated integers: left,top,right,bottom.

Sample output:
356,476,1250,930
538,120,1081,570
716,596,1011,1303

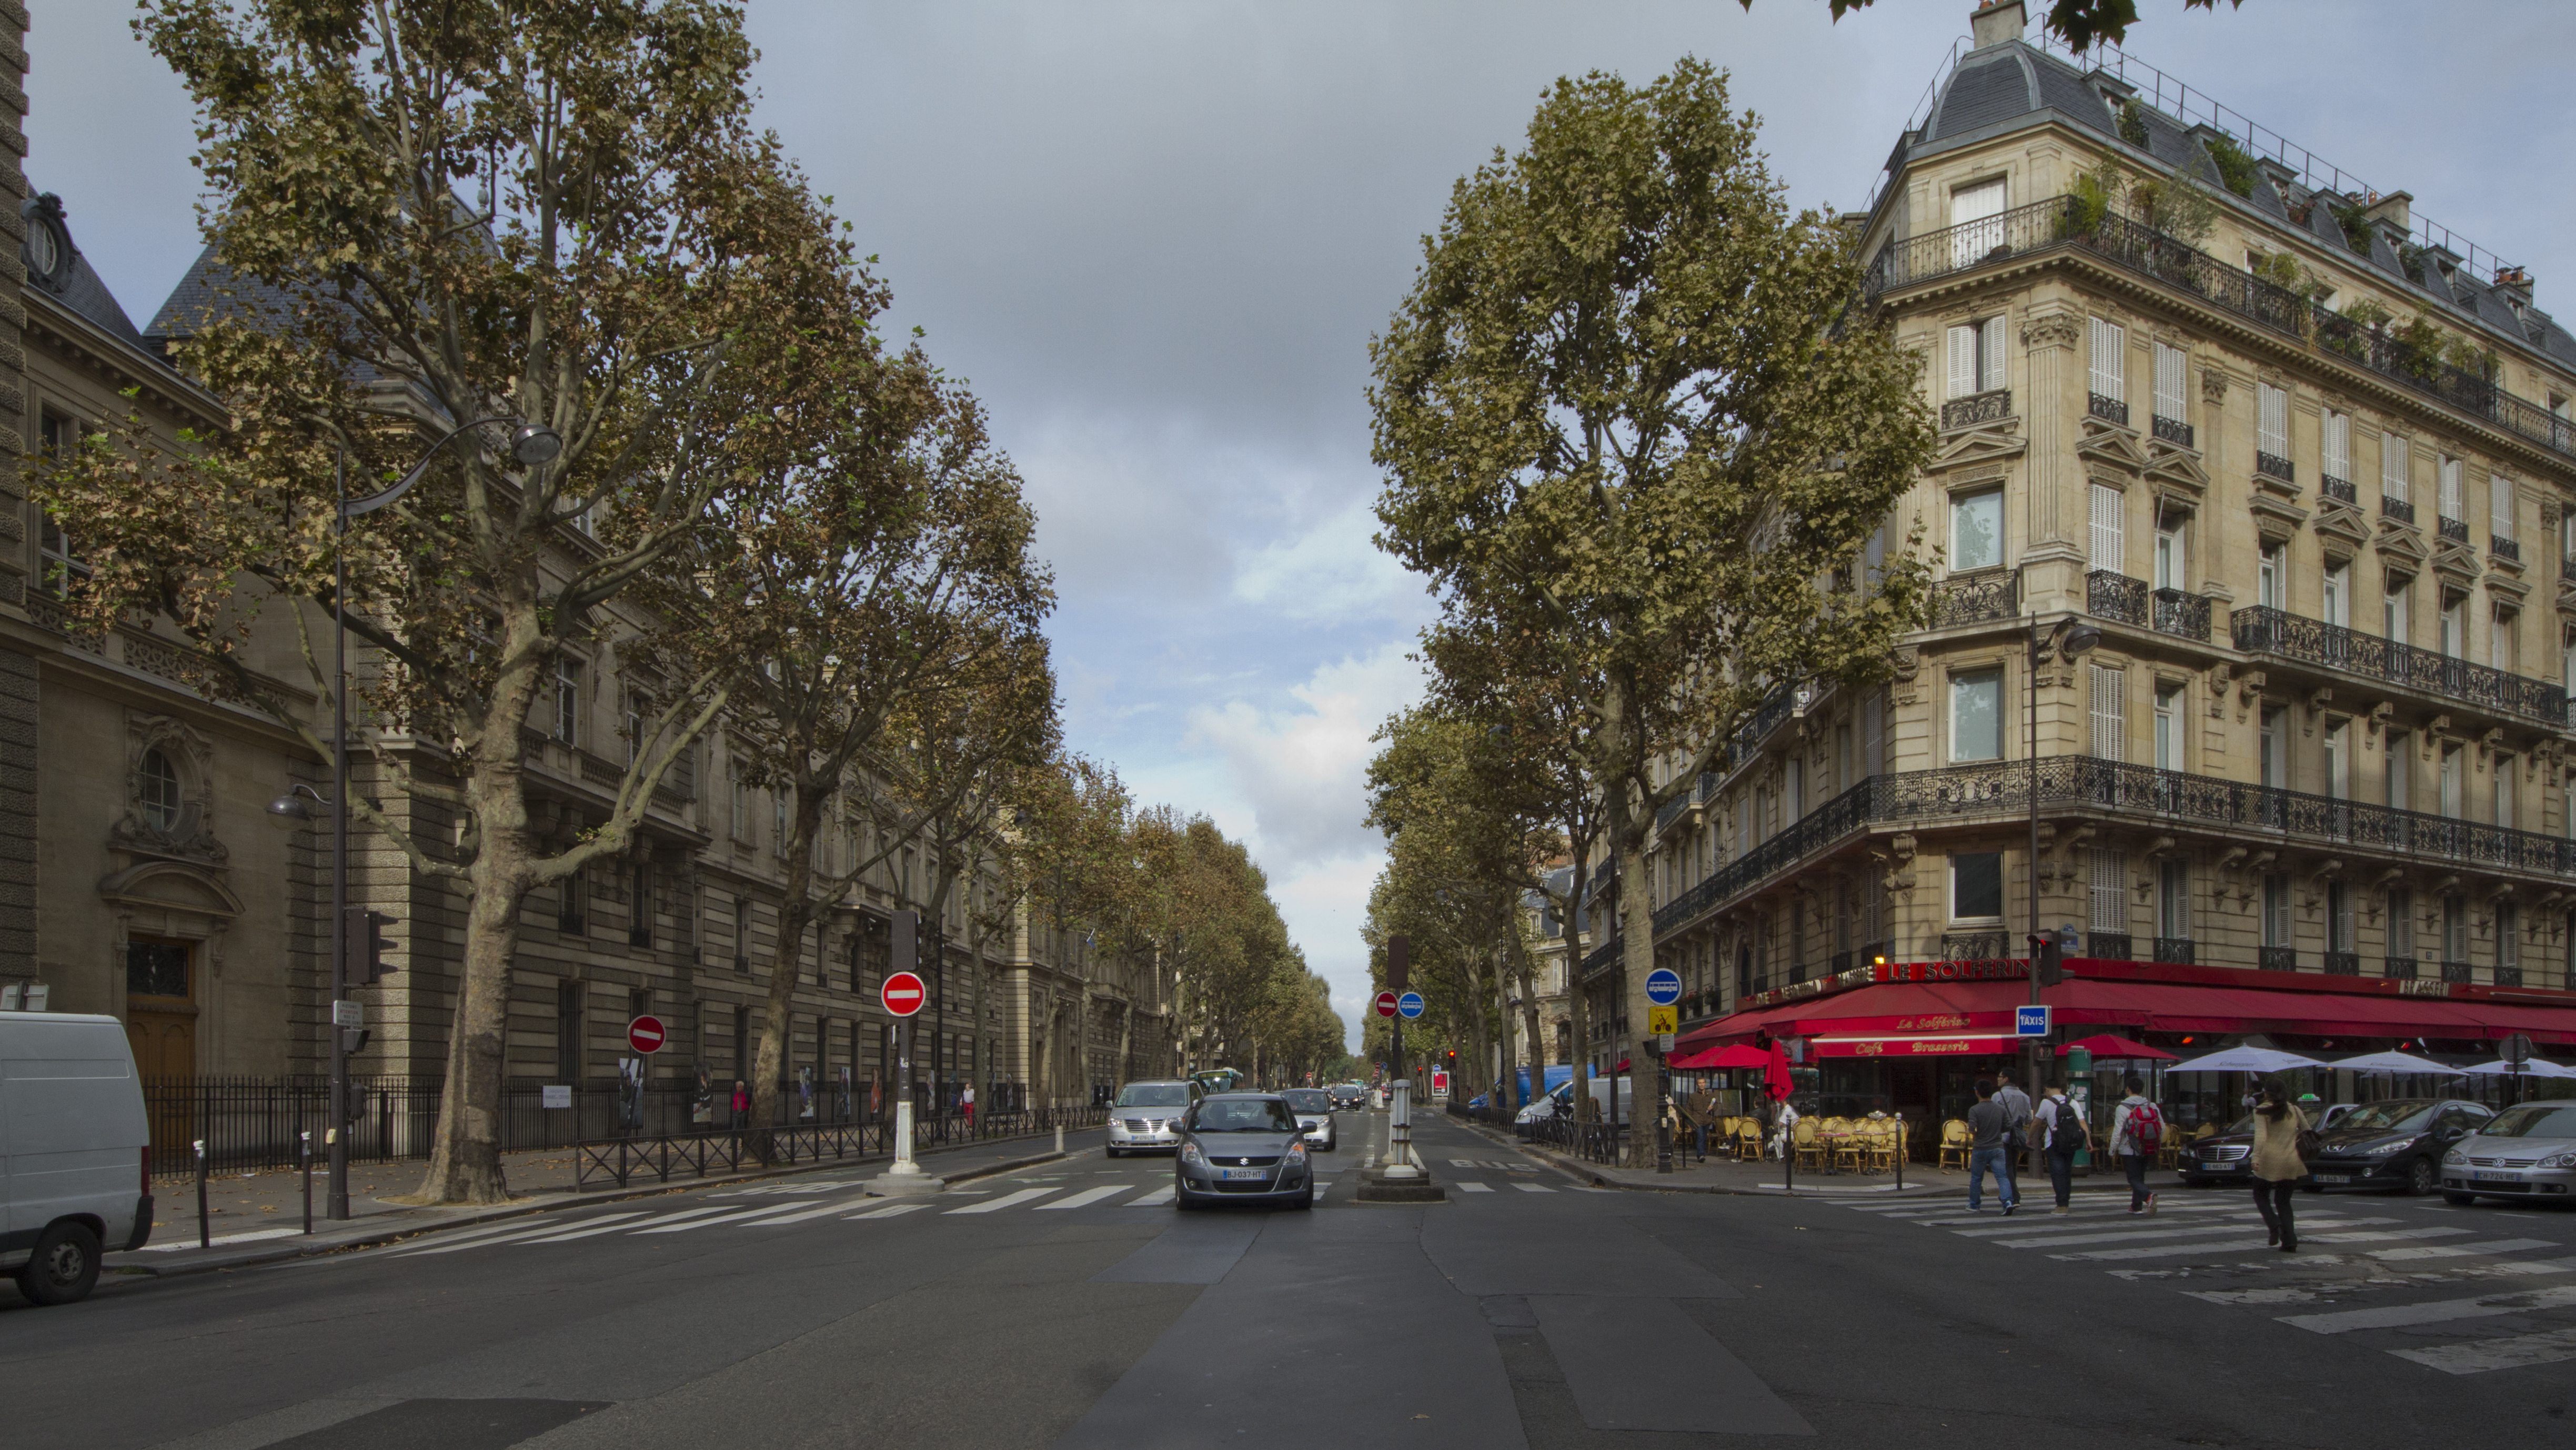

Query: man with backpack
2109,1074,2162,1214
2036,1081,2087,1213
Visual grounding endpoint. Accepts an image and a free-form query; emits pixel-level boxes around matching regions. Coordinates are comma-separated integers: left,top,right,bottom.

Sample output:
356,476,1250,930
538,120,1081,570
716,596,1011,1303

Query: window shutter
2089,848,2125,933
2088,665,2126,761
1979,315,2007,392
2382,432,2409,501
2492,476,2515,542
1946,325,1976,400
2258,384,2288,458
2088,482,2124,571
2152,343,2186,421
2322,411,2349,482
2088,318,2125,399
2440,457,2463,520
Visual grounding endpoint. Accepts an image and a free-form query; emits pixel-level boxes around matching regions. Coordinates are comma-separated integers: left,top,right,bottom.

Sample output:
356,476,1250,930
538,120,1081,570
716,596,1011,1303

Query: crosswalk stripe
383,1220,559,1254
635,1205,801,1233
398,1219,632,1255
2280,1282,2576,1335
2049,1222,2432,1261
509,1212,661,1244
524,1207,722,1242
1991,1221,2339,1250
1951,1212,2291,1238
739,1197,876,1226
846,1201,931,1220
1125,1185,1175,1206
1512,1182,1555,1194
945,1187,1059,1215
2391,1325,2576,1375
2365,1239,2560,1263
1037,1185,1130,1211
1904,1205,2243,1226
1457,1182,1494,1193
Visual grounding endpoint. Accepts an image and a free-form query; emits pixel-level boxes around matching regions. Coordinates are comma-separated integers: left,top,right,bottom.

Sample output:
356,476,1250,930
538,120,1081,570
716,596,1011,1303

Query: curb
1448,1115,1950,1197
113,1129,1097,1280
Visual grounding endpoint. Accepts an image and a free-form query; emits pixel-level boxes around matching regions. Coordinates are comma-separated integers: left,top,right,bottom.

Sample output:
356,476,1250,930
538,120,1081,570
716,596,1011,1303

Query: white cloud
1184,641,1423,870
1231,497,1427,627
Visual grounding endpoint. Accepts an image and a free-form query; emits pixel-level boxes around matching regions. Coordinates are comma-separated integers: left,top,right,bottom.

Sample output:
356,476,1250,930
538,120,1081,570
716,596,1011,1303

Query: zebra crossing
1831,1192,2576,1376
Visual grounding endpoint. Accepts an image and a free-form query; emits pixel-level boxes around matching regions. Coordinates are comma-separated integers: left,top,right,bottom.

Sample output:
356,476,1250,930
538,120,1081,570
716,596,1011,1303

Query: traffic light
2032,932,2063,986
344,908,399,985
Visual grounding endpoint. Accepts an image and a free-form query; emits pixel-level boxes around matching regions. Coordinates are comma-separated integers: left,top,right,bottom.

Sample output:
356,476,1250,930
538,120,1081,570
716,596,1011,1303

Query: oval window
140,748,183,832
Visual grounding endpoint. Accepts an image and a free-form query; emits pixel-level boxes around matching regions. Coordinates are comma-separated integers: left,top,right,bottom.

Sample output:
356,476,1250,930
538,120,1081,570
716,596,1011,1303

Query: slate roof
23,186,156,359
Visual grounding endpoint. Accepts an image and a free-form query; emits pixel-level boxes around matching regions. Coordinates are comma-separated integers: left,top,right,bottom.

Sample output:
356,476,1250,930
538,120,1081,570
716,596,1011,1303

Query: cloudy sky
35,2,2576,1051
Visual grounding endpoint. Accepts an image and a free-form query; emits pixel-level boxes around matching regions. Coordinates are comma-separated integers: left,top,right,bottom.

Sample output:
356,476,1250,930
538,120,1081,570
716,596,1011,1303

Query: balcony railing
2383,495,2417,525
2088,570,2210,642
2498,966,2524,988
2257,451,2296,483
2439,515,2470,545
2088,931,2134,961
2320,475,2356,505
2493,535,2521,562
2442,960,2473,984
2258,945,2297,972
2089,392,2130,427
2385,956,2419,980
2562,556,2576,584
1943,388,2011,429
2323,951,2361,976
2151,414,2193,449
1931,569,2019,629
1940,932,2007,962
2231,605,2567,727
2153,938,2197,965
1864,196,2576,463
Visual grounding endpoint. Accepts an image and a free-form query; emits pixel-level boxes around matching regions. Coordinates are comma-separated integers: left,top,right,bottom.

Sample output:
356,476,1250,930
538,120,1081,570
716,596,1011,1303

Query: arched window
139,748,183,832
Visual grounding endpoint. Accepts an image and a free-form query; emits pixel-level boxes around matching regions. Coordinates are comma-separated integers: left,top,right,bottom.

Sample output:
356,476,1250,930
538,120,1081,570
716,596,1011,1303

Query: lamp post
2028,611,2100,1104
268,417,561,1219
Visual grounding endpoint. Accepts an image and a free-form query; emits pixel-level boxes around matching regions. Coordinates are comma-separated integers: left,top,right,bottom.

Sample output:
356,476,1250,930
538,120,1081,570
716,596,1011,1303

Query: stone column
2019,306,2087,611
0,3,35,984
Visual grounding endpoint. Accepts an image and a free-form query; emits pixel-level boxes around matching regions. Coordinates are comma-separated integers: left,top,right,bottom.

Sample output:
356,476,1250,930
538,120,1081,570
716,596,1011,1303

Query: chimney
1970,1,2027,51
2363,190,2412,235
2493,266,2534,310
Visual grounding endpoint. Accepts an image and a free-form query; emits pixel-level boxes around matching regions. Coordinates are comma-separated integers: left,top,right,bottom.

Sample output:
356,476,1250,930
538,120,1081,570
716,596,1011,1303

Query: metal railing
2324,951,2361,976
2089,392,2131,427
2257,451,2296,483
2320,475,2356,505
2383,495,2416,525
2152,415,2194,449
1865,197,2576,462
1932,570,2018,628
2153,938,2197,965
1943,388,2011,429
2386,956,2420,980
2259,945,2297,972
2439,516,2470,545
1518,1110,1626,1165
1940,932,2007,961
2231,605,2566,727
2493,535,2522,562
2088,570,2210,642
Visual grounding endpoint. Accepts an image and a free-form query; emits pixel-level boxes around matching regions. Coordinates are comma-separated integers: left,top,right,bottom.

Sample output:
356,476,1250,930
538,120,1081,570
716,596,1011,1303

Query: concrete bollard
1055,1124,1065,1156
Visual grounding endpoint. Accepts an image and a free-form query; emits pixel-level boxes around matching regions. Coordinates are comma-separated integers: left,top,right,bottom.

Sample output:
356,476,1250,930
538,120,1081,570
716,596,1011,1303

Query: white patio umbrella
2457,1057,2576,1079
2328,1050,2462,1075
2163,1046,2330,1073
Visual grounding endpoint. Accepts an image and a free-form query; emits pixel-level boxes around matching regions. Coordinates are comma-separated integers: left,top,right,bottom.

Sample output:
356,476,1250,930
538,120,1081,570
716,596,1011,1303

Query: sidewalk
110,1123,1104,1279
1452,1115,2153,1198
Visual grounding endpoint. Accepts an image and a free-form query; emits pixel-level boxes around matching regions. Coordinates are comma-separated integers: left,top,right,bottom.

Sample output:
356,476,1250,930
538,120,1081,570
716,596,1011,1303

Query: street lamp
2028,613,2099,1100
267,414,561,1220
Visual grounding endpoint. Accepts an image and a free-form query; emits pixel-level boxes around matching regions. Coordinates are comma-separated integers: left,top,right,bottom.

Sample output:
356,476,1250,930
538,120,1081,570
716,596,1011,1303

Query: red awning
1669,1043,1773,1071
2058,1033,2177,1061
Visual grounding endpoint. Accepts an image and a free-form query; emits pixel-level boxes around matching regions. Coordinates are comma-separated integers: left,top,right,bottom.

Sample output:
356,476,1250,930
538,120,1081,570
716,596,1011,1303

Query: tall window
2257,383,2289,467
2498,900,2521,977
2386,732,2411,811
2088,666,2126,761
2493,607,2519,674
2257,542,2282,610
774,789,790,854
2491,475,2518,552
554,656,582,746
2152,341,2187,429
1951,488,2004,572
730,759,752,843
1950,669,2003,762
2381,431,2410,504
2443,896,2468,966
2440,593,2465,658
556,981,585,1083
1784,757,1804,822
2259,706,2286,789
2089,483,2125,571
2323,720,2349,800
2439,455,2463,524
2152,683,2181,771
2089,848,2125,938
559,865,587,934
2496,754,2516,831
1951,852,2004,924
2157,859,2190,943
2088,317,2126,410
1945,316,2007,398
2261,873,2291,949
139,748,183,832
2387,888,2416,966
2153,514,2185,591
2440,743,2463,819
2384,575,2410,647
622,692,645,768
2321,561,2349,628
629,860,653,948
2321,409,2351,485
1949,178,2007,265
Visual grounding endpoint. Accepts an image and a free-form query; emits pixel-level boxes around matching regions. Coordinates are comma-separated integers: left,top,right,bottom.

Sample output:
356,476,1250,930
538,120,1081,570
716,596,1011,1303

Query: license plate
2473,1171,2519,1182
1221,1167,1267,1181
2313,1173,2352,1184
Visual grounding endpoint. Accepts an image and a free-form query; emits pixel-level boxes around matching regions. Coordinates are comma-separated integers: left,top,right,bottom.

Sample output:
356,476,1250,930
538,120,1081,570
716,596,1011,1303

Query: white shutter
2089,665,2126,761
1950,178,2007,227
2089,848,2125,934
2152,343,2186,422
1946,325,1976,400
2322,410,2349,482
2258,384,2288,459
2088,482,2125,571
1950,179,2007,267
2440,456,2463,520
2382,432,2409,502
1861,689,1885,779
1979,316,2007,393
2088,318,2125,400
2492,475,2515,544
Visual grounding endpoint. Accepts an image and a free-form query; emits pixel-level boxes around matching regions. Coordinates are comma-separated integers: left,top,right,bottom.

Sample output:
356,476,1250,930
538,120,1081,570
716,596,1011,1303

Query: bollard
1894,1116,1905,1192
301,1130,314,1235
195,1139,210,1250
1055,1123,1064,1156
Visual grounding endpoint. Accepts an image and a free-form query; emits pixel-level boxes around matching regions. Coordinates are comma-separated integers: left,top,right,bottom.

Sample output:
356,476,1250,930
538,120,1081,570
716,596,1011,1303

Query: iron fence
1517,1111,1626,1164
1932,570,2019,629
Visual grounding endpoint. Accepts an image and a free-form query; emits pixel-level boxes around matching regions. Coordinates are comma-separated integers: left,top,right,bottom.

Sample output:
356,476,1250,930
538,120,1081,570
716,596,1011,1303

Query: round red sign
1374,990,1398,1018
627,1014,667,1054
881,970,927,1018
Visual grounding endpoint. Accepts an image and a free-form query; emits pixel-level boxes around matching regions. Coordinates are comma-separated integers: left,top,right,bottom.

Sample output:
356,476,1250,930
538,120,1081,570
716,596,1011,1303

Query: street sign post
868,912,943,1197
1430,1069,1449,1098
2014,1004,2051,1038
1396,991,1425,1019
627,1014,667,1055
1384,934,1420,1182
1644,968,1682,1006
1374,990,1398,1018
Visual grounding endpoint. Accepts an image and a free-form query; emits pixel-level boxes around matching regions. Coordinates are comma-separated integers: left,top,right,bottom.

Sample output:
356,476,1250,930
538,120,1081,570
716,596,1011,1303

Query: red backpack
2125,1101,2164,1154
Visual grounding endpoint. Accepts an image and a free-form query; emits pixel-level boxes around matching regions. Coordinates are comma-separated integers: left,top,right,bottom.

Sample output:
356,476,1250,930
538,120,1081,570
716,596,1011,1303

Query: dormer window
19,193,70,292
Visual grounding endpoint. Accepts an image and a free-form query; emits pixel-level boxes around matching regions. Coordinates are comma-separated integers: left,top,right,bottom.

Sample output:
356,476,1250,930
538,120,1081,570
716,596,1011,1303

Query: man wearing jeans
1965,1079,2018,1215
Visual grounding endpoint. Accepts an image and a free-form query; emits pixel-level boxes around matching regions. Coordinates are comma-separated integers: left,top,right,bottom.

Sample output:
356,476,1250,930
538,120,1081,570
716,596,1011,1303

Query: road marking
373,1222,546,1254
398,1220,625,1255
1953,1212,2290,1238
2365,1239,2561,1263
137,1226,306,1252
1125,1185,1176,1206
739,1196,878,1225
1991,1221,2331,1250
2281,1282,2576,1334
634,1204,801,1233
2391,1325,2576,1375
845,1201,931,1220
510,1211,662,1243
1513,1182,1556,1194
1037,1185,1131,1211
2049,1223,2446,1261
1456,1181,1494,1193
945,1187,1060,1214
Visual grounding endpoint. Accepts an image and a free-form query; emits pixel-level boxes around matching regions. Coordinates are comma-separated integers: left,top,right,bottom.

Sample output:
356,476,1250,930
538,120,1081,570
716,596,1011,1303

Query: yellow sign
1647,1005,1678,1035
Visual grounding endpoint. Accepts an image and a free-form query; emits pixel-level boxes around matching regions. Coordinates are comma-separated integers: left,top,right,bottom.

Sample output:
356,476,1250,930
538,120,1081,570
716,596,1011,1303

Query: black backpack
2050,1102,2089,1153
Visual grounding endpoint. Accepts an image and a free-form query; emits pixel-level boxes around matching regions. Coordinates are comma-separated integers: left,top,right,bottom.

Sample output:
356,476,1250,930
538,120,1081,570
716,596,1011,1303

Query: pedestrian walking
1995,1068,2034,1182
730,1079,750,1131
2036,1083,2087,1213
2249,1080,2308,1252
1965,1080,2019,1214
2108,1074,2163,1215
962,1082,976,1130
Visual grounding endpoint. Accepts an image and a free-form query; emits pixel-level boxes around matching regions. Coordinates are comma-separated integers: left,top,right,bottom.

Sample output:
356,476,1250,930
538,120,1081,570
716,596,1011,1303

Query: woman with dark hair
2248,1078,2308,1251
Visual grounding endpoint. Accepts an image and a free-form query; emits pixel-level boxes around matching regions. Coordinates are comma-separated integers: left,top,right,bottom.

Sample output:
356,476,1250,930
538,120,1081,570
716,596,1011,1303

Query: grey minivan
1174,1093,1314,1210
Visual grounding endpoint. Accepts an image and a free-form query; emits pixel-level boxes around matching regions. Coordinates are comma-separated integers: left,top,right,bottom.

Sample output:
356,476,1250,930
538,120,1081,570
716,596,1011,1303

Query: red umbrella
1764,1040,1794,1101
1669,1043,1773,1071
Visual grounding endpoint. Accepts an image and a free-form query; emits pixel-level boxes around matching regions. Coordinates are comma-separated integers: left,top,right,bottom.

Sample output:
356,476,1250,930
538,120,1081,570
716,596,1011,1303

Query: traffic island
1354,1166,1446,1204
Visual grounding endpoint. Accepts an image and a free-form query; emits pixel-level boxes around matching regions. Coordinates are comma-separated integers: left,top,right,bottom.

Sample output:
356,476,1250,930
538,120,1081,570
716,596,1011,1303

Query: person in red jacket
730,1079,750,1131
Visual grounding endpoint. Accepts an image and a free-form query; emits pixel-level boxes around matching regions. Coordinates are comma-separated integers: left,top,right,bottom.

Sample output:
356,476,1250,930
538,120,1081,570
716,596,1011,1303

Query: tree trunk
1511,927,1544,1108
417,756,536,1204
1612,783,1662,1169
1563,854,1591,1121
749,782,828,1161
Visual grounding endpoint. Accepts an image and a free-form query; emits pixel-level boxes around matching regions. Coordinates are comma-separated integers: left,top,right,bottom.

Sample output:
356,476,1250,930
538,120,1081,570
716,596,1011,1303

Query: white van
2,1011,153,1304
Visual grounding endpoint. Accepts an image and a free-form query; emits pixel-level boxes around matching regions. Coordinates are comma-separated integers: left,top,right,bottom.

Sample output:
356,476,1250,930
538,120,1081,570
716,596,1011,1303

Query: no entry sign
881,970,927,1018
627,1014,667,1054
1374,990,1398,1018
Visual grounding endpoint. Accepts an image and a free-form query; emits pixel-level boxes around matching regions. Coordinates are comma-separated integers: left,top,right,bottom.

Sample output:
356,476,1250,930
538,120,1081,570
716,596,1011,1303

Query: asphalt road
7,1110,2571,1448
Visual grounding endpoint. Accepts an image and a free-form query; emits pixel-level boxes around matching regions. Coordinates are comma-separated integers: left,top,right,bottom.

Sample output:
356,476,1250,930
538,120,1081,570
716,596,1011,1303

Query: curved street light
2029,612,2101,1107
344,415,562,518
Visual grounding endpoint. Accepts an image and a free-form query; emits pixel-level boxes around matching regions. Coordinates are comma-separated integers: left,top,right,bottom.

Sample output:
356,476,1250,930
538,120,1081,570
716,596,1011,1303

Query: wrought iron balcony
2088,932,2133,960
2320,475,2356,505
2323,951,2361,976
2089,392,2130,427
2383,495,2417,525
2498,965,2524,988
2493,535,2522,562
2231,605,2567,728
2151,414,2193,449
2154,938,2197,965
1943,388,2011,429
1940,932,2008,962
2256,451,2296,483
2439,515,2470,545
2087,570,2210,641
2385,956,2419,980
2441,960,2473,984
1863,196,2576,463
1931,569,2019,628
2258,945,2297,972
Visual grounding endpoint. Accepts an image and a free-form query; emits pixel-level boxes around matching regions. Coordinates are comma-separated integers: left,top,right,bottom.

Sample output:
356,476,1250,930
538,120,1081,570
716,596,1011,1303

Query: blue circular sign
1396,991,1426,1019
1645,968,1683,1006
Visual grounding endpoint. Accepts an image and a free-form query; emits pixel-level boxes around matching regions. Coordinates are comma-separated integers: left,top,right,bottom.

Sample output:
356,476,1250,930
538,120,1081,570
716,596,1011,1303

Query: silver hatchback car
1106,1080,1198,1158
2442,1100,2576,1204
1175,1093,1314,1210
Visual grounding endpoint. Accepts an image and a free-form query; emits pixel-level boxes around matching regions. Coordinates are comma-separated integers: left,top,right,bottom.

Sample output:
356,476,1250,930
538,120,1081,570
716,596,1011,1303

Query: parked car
1105,1079,1199,1158
2301,1097,2494,1196
2175,1112,2261,1187
1281,1088,1338,1151
1328,1082,1367,1111
1174,1093,1314,1210
2442,1100,2576,1205
2,1011,154,1305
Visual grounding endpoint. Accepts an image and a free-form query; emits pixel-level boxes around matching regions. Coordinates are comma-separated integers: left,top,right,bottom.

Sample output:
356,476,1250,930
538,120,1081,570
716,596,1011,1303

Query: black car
1328,1082,1367,1110
2301,1097,2494,1196
2176,1112,2261,1187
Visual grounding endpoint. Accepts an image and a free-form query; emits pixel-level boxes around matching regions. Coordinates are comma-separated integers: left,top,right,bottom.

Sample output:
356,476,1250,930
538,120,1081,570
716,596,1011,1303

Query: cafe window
1949,669,2002,762
1950,852,2004,924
